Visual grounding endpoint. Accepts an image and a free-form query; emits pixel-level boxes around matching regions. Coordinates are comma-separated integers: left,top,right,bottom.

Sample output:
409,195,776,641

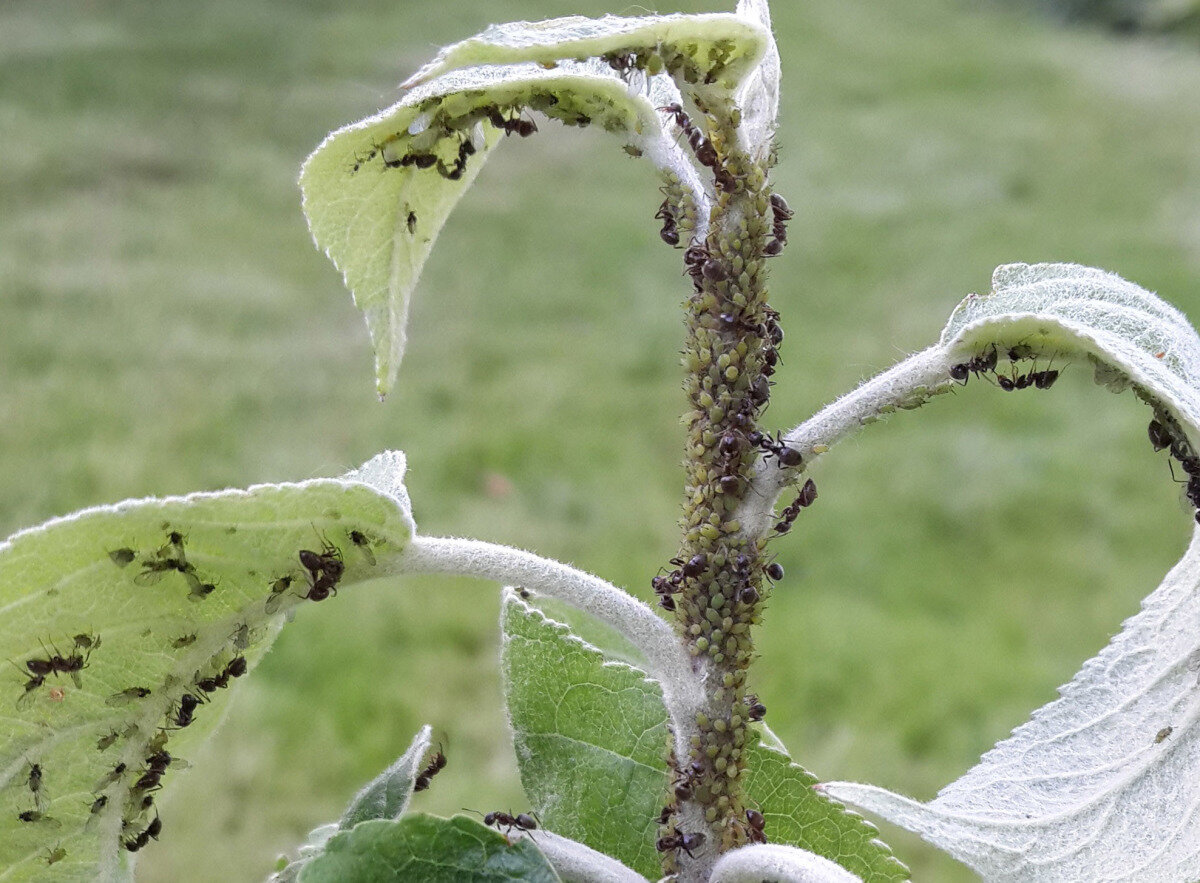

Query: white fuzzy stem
735,346,952,536
391,535,703,750
513,830,650,883
709,844,863,882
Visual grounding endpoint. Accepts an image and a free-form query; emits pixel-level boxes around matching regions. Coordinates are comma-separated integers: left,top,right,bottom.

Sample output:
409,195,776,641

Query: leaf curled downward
401,13,770,97
823,264,1200,881
295,814,560,883
302,47,713,396
0,452,413,879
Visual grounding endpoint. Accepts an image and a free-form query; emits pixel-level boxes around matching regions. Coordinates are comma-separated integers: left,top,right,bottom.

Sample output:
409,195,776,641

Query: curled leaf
340,724,433,829
823,264,1200,881
709,843,864,882
303,58,706,396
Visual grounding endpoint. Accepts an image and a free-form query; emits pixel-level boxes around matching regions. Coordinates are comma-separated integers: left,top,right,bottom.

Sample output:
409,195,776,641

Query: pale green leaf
0,452,412,880
340,724,433,829
302,56,705,398
825,264,1200,881
296,814,560,883
400,12,769,98
500,592,904,881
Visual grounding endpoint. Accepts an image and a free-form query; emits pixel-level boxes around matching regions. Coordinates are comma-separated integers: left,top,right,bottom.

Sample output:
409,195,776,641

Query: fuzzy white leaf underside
824,263,1200,881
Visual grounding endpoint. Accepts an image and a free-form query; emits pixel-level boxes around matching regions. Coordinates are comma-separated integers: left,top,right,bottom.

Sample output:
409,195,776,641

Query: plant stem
663,109,781,880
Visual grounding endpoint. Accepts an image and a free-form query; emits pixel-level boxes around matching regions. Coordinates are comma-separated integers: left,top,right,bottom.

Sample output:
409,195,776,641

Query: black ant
670,759,702,801
949,345,998,384
656,831,705,858
763,192,792,256
652,571,683,611
123,814,162,852
486,107,537,138
745,694,766,721
744,808,767,844
655,199,680,247
735,556,760,606
758,432,803,468
483,810,538,839
413,744,447,792
171,693,203,728
668,553,707,580
658,804,676,825
774,478,817,536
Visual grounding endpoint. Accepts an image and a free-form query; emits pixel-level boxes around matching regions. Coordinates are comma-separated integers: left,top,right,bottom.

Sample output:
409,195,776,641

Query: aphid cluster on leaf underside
132,527,217,602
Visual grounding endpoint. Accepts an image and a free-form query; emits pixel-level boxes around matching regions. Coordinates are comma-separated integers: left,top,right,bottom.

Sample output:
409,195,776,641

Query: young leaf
500,591,904,881
400,12,771,100
295,814,560,883
0,451,412,879
340,724,433,829
709,843,864,882
500,592,669,879
303,52,706,397
742,736,909,883
821,264,1200,881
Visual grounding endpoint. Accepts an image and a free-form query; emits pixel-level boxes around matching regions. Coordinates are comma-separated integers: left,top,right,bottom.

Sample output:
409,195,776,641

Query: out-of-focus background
2,0,1199,879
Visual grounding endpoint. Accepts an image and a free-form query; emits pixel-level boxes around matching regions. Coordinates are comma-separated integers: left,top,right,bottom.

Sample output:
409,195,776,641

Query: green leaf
500,592,902,881
341,724,434,829
500,593,669,879
824,264,1200,880
302,57,703,398
742,733,908,883
0,451,413,879
296,814,560,883
400,12,770,98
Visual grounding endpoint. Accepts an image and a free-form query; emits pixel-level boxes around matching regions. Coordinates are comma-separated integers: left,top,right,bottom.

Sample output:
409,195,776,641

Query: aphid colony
7,524,382,857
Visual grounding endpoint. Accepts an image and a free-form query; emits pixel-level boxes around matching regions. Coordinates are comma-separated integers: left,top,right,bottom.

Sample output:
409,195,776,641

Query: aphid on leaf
93,762,127,792
109,548,136,567
171,633,197,649
106,686,152,706
17,810,61,828
349,529,377,566
44,846,67,866
1156,726,1173,744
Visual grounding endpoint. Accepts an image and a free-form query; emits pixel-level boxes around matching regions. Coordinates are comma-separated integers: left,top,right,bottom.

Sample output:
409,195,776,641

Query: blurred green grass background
2,0,1200,879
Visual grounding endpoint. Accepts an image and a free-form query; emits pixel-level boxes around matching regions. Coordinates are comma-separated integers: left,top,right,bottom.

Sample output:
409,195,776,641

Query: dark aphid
28,762,44,808
93,763,127,792
73,631,100,651
182,571,215,602
17,810,60,827
1156,726,1174,744
413,745,447,793
16,673,45,708
90,795,108,815
349,529,377,566
746,699,766,722
171,633,197,649
106,687,151,706
45,846,67,865
656,831,705,858
109,548,136,567
406,211,418,233
765,562,784,581
97,731,120,751
1149,419,1172,452
265,575,294,614
123,814,162,853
